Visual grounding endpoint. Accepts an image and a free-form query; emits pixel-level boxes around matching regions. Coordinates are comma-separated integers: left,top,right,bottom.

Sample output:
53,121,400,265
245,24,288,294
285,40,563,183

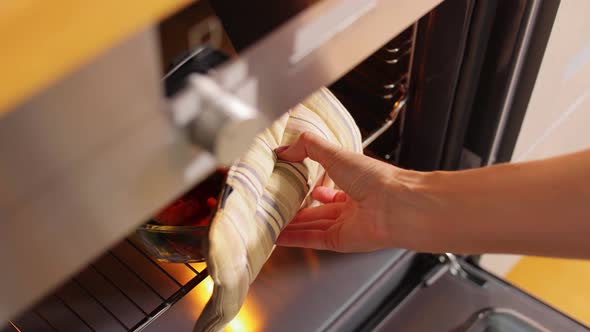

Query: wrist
382,168,455,252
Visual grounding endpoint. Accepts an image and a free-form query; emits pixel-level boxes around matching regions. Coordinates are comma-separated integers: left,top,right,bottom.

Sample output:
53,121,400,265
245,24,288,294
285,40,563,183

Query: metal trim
486,0,542,165
210,0,443,122
362,94,408,148
463,307,552,332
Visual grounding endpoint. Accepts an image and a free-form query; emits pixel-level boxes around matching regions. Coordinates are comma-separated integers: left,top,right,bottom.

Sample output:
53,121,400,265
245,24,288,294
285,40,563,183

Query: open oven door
358,254,589,332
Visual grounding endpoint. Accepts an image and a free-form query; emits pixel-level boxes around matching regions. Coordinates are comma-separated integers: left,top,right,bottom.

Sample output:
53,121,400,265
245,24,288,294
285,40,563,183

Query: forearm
410,150,590,258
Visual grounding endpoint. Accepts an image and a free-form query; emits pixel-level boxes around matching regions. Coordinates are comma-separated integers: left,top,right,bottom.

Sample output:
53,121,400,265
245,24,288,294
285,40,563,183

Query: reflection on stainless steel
235,248,410,332
210,0,443,123
288,1,378,64
139,248,410,332
487,0,542,165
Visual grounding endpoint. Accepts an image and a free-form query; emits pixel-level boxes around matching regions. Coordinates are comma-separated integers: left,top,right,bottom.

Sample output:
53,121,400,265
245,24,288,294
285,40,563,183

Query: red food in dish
206,197,217,209
154,168,228,226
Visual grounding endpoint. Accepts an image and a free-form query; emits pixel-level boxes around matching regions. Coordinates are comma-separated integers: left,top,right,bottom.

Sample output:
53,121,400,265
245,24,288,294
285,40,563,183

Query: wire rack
4,239,208,332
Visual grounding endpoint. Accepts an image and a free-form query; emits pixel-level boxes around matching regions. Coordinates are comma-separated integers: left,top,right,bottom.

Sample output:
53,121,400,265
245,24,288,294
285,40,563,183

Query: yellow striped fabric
194,87,362,332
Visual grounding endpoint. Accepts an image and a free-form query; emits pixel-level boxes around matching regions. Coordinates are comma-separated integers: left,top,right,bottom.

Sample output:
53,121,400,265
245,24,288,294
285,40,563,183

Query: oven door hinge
423,253,486,287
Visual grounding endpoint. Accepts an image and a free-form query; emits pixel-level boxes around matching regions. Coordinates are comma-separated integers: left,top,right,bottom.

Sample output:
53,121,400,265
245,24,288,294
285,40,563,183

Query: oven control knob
169,74,268,165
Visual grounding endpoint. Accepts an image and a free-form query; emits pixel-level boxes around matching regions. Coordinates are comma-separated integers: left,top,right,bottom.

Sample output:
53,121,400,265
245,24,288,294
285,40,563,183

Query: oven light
227,318,246,332
204,277,214,293
192,276,262,331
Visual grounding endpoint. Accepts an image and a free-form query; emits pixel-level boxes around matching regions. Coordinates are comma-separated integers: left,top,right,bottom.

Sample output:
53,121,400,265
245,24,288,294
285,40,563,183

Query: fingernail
274,145,290,154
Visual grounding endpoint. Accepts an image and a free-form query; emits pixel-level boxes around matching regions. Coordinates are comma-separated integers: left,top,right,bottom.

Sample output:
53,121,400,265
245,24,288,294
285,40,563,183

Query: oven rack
4,239,209,332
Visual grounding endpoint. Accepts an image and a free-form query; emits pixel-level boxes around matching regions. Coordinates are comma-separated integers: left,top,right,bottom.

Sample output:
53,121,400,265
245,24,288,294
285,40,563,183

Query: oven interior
3,1,588,332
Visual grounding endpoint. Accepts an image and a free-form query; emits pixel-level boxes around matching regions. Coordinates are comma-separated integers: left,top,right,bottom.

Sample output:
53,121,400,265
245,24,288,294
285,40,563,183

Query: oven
1,0,588,331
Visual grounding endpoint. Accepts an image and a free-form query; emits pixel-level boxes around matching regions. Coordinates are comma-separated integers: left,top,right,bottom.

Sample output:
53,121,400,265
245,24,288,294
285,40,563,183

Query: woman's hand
276,132,590,259
274,132,438,252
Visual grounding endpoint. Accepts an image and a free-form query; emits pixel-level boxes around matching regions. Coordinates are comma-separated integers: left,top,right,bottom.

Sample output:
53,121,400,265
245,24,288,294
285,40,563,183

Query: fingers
275,132,371,200
312,186,347,204
276,229,339,251
275,132,344,168
274,131,335,163
290,203,343,224
283,219,337,231
278,222,385,252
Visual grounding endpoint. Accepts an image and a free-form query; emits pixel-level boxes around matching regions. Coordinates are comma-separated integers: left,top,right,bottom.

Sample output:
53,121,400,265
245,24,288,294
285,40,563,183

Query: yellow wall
507,257,590,326
0,0,192,113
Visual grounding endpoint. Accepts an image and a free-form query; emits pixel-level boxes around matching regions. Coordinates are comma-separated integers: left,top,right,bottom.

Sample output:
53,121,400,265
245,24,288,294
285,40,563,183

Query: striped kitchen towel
194,87,362,332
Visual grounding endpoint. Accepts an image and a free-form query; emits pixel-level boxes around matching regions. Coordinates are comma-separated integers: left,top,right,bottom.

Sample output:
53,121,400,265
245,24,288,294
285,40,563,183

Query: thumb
275,132,371,200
